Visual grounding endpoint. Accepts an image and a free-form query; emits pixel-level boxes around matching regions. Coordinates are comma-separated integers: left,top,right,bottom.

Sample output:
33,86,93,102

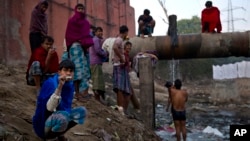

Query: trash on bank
156,124,175,133
202,126,224,138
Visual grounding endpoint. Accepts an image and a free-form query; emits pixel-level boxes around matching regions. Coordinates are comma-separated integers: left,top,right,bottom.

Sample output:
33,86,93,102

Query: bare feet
140,34,145,38
75,93,91,102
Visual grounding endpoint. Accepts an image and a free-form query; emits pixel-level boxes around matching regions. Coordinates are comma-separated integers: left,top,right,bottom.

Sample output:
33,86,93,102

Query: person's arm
165,81,173,111
94,38,108,58
148,16,153,26
44,48,56,72
166,87,173,112
46,75,65,112
216,8,222,33
185,91,188,102
113,41,124,63
138,15,143,23
201,10,205,32
46,89,61,112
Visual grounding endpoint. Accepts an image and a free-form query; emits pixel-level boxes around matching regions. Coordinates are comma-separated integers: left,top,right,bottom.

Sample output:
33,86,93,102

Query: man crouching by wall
32,59,87,141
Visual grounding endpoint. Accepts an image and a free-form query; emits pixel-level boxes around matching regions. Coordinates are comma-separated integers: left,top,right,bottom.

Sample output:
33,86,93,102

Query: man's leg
45,121,77,140
181,120,187,141
130,87,140,110
94,90,101,102
173,120,181,141
44,111,71,139
74,80,81,99
29,61,43,94
75,81,91,101
117,90,124,107
69,42,89,101
115,91,125,115
45,107,87,139
33,75,41,93
150,20,155,33
82,87,89,96
123,94,131,114
138,21,145,37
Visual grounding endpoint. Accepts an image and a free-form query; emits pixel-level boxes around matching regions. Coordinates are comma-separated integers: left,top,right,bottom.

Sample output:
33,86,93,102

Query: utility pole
225,0,246,32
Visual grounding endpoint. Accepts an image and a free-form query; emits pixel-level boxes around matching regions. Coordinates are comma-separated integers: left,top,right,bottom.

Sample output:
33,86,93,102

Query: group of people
138,1,222,36
26,1,146,140
25,0,223,141
27,1,88,140
163,4,222,140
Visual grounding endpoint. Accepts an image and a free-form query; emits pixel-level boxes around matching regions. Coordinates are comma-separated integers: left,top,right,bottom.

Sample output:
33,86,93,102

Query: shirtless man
165,79,188,141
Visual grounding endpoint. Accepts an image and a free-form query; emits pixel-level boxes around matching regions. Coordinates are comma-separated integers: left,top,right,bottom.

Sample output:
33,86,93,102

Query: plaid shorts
113,65,131,95
68,42,91,92
27,61,42,86
27,61,56,86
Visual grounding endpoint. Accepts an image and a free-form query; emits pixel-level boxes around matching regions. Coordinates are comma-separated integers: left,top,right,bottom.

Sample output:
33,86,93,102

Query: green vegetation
177,16,201,34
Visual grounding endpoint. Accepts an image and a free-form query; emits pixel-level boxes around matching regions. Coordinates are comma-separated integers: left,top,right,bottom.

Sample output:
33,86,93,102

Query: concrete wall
0,0,135,66
211,79,250,104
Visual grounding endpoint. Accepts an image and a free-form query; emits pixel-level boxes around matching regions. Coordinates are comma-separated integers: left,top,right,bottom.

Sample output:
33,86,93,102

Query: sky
130,0,250,35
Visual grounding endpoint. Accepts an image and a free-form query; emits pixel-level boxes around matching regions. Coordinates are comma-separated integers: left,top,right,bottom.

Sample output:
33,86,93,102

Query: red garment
124,52,130,71
201,6,222,33
65,5,93,48
27,47,59,74
29,0,48,34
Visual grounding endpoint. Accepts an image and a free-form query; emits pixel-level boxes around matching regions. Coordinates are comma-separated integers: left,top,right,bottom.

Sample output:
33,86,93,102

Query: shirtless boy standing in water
165,79,188,141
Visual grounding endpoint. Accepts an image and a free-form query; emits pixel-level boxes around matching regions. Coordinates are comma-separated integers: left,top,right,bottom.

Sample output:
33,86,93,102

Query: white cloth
213,61,250,80
223,63,237,79
102,38,116,64
237,61,246,78
133,53,148,74
202,126,224,138
212,65,218,79
246,61,250,78
46,93,61,112
213,65,223,80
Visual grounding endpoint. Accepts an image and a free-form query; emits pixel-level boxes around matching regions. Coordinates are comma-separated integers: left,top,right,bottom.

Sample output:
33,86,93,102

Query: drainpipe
129,31,250,60
1,0,8,65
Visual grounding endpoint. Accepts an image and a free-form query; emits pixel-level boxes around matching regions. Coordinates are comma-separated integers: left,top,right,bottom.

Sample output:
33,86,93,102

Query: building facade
0,0,135,65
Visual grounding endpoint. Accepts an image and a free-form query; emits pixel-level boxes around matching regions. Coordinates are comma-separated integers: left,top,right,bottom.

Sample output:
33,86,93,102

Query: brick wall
0,0,135,65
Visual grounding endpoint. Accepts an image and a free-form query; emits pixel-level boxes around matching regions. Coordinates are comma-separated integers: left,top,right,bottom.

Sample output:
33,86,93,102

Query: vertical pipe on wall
124,0,127,23
106,0,110,37
1,0,8,64
118,0,120,26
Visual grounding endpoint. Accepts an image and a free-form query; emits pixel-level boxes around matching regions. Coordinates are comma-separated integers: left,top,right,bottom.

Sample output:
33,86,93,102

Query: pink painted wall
0,0,135,65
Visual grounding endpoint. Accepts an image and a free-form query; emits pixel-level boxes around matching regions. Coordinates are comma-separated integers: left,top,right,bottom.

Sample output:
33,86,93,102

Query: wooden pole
168,15,178,48
139,57,155,129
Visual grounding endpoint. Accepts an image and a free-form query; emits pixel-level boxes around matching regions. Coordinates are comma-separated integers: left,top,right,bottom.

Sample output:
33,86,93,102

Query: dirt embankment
0,64,160,141
2,63,250,141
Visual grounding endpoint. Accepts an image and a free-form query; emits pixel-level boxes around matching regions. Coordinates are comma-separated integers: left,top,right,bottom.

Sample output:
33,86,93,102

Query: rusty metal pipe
129,31,250,60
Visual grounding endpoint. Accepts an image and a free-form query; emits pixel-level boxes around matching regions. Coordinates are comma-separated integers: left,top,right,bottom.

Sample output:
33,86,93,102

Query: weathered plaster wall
0,0,135,66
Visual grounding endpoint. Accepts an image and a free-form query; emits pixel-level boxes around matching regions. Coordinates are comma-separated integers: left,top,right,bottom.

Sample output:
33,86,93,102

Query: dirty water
154,103,250,141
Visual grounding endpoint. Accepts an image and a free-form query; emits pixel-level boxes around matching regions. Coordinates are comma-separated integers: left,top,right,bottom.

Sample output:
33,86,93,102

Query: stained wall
0,0,135,65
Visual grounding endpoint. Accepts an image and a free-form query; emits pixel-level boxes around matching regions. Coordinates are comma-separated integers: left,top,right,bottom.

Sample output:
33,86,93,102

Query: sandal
57,135,69,141
82,93,92,99
75,95,87,102
75,94,92,102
